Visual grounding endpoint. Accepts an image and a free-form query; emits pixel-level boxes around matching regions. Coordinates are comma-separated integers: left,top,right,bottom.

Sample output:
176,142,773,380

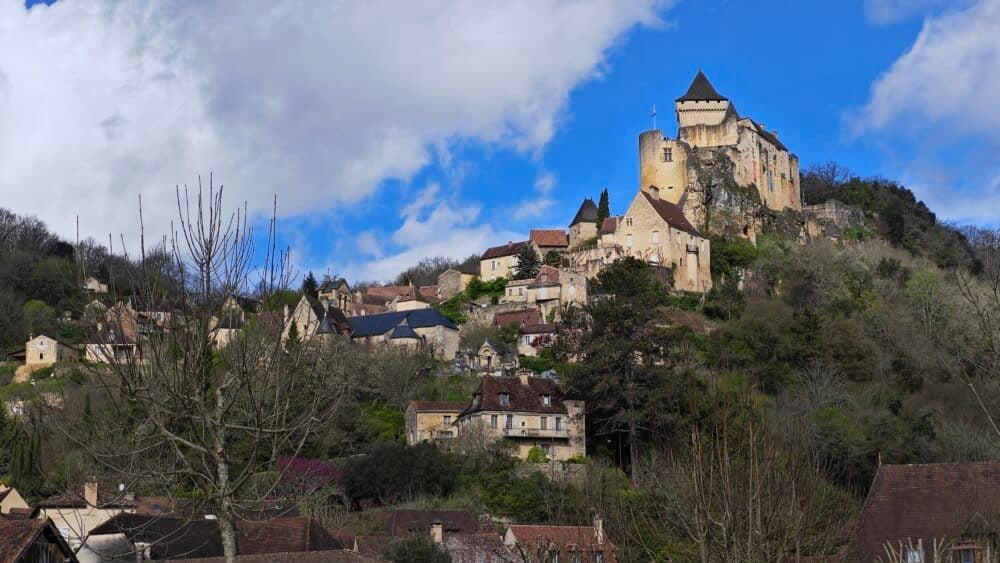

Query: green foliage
526,446,548,463
23,299,56,336
260,290,302,312
30,366,54,380
709,237,760,282
565,453,586,464
496,322,519,347
513,245,541,280
57,322,87,344
382,534,452,563
597,188,610,226
341,442,458,506
435,277,507,324
301,271,318,299
0,364,15,386
362,403,406,443
519,348,555,373
543,250,563,267
478,469,551,523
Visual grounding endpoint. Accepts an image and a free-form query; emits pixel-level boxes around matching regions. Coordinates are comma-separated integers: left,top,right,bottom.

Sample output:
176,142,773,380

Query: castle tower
568,198,599,248
674,70,731,129
638,130,687,204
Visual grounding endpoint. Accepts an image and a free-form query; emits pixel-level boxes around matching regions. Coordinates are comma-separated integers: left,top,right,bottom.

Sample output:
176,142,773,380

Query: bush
478,470,551,523
362,403,406,443
526,446,548,463
383,534,452,563
30,366,54,380
341,442,457,506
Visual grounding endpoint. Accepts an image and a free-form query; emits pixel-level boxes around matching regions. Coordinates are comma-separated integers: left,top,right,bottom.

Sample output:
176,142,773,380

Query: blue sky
3,0,998,282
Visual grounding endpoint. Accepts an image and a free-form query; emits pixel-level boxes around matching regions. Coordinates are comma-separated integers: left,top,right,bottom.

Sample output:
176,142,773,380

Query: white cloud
355,231,382,258
0,0,665,251
513,170,557,220
850,0,1000,136
863,0,962,25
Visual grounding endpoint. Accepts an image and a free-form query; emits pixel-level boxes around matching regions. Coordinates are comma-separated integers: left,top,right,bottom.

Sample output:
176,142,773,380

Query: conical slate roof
569,198,599,226
316,311,335,335
676,70,727,102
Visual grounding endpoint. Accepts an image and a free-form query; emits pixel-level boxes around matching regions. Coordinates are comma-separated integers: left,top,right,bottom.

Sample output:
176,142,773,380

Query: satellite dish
118,483,125,492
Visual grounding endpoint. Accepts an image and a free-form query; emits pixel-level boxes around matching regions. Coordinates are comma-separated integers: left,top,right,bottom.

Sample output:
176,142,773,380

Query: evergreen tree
597,187,610,225
302,271,318,299
513,245,542,280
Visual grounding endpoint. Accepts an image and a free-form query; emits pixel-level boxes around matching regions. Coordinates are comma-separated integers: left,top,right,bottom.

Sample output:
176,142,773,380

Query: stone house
480,241,531,281
848,461,1000,562
638,70,800,224
85,327,141,364
282,295,351,342
404,401,468,445
609,187,712,293
365,284,416,306
0,484,30,516
317,277,358,314
493,308,543,329
529,229,569,255
346,308,460,360
455,374,585,462
0,518,78,563
392,295,432,311
501,278,531,304
32,478,139,549
517,323,557,357
476,338,518,375
503,516,616,563
82,276,108,294
24,334,78,367
568,198,599,249
438,266,477,300
525,265,587,320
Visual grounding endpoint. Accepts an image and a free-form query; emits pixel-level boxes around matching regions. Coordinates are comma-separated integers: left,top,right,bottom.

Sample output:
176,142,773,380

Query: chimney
593,515,604,544
519,372,530,386
430,521,443,545
771,130,779,138
759,122,766,131
84,477,98,507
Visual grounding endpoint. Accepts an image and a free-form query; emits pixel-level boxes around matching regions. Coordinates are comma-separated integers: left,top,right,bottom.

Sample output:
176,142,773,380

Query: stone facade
24,334,78,367
437,268,475,300
405,401,467,445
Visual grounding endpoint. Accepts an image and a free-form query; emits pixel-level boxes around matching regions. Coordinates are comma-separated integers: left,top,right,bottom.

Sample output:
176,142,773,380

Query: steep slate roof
641,190,700,236
307,298,351,334
483,338,511,357
318,277,350,293
493,308,542,327
569,198,599,226
749,119,789,151
481,241,529,260
346,308,457,338
389,323,420,340
529,229,569,248
850,462,1000,561
459,376,567,417
599,216,620,236
409,400,468,413
0,519,76,562
676,70,728,102
384,509,477,536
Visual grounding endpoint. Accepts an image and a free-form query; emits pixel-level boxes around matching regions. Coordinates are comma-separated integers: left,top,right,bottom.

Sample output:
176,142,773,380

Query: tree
23,299,56,336
301,271,318,299
68,179,353,563
543,250,562,267
597,187,610,226
560,257,671,484
513,245,541,280
383,534,452,563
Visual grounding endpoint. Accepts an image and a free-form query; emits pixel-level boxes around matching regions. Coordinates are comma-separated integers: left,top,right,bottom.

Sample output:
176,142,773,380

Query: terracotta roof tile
493,308,542,327
851,462,1000,560
385,510,477,536
530,229,569,248
366,285,415,301
481,241,529,260
599,216,620,235
507,524,616,554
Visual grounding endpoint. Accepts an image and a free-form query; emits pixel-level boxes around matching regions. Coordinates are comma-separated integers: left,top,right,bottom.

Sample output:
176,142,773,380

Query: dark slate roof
676,70,728,102
850,462,1000,561
481,241,529,260
569,198,599,226
318,277,350,293
389,323,420,340
483,338,510,357
346,308,457,338
384,510,477,536
459,376,567,417
642,190,700,236
521,323,557,335
750,119,788,151
308,298,351,334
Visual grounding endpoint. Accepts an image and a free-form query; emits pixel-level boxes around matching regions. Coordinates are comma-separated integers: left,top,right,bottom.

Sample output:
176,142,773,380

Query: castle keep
638,71,801,217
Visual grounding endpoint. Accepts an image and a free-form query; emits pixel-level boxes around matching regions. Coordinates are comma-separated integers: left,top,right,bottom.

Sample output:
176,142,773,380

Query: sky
2,0,998,282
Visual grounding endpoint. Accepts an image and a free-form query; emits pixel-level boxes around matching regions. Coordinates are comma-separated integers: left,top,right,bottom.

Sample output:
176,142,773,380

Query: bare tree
63,177,354,562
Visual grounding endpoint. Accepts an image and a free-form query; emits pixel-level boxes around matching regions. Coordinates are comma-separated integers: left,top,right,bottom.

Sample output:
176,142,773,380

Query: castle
559,71,802,293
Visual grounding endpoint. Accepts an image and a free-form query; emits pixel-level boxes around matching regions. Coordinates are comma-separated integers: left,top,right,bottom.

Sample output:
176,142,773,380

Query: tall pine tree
513,245,542,280
596,187,610,226
302,271,318,299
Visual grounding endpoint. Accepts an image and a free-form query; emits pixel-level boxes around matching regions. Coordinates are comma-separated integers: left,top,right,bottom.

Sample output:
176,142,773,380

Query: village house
517,323,557,357
405,401,468,445
476,338,518,375
365,284,416,306
0,484,30,516
437,265,478,300
282,294,351,342
503,516,616,562
455,374,585,461
31,478,139,549
529,229,569,255
418,285,440,304
317,276,357,313
568,198,600,249
357,510,492,561
346,308,459,360
501,278,531,304
525,265,587,320
392,294,433,311
23,334,78,368
82,276,108,294
0,518,78,563
480,241,531,281
84,327,141,364
848,461,1000,562
493,308,543,329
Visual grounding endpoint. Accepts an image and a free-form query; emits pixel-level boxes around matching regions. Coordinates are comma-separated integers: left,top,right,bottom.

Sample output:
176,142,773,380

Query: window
541,417,548,429
652,230,660,244
491,415,498,429
626,234,633,248
39,353,44,360
960,550,975,563
500,393,510,405
543,395,551,407
625,217,633,227
555,417,562,430
506,414,513,429
905,548,922,563
491,260,497,271
662,147,672,162
443,416,451,425
595,554,603,563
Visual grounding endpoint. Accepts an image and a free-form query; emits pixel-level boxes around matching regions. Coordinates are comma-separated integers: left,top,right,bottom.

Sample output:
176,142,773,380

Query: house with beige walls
32,478,138,549
525,265,587,320
24,334,78,368
437,266,477,300
405,401,467,445
500,278,531,304
455,374,585,462
480,241,531,281
346,308,459,360
517,323,557,357
282,295,350,342
0,484,30,516
568,199,599,249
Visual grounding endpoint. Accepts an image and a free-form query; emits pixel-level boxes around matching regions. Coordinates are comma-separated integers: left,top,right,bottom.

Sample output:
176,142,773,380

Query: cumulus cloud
0,0,665,252
513,170,558,220
850,0,1000,135
862,0,964,25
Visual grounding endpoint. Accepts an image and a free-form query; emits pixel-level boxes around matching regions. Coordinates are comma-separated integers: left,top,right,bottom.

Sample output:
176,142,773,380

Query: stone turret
674,70,731,129
568,198,599,248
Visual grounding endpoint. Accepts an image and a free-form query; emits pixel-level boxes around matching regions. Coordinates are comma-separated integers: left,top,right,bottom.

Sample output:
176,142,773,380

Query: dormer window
542,395,551,407
499,393,510,405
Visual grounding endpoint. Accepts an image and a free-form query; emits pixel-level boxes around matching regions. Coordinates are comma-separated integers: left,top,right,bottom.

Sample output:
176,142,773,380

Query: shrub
526,446,548,463
341,442,457,506
383,534,452,563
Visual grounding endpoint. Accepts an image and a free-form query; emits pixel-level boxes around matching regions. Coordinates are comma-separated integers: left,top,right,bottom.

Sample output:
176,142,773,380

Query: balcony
503,427,569,439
